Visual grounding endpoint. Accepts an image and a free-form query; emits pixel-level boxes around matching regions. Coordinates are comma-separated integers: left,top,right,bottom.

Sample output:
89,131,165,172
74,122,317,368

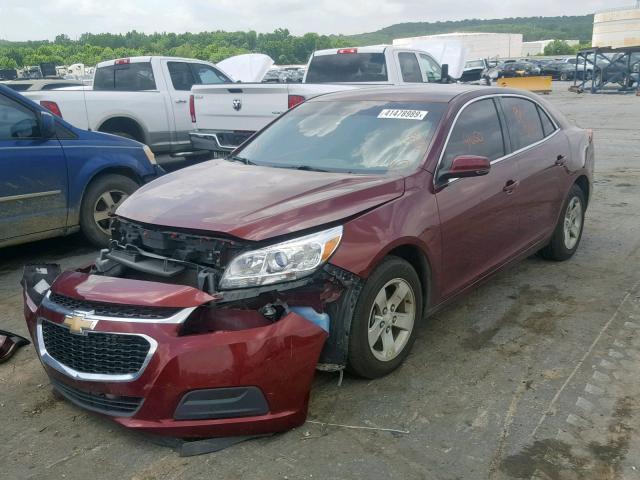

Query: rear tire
80,174,138,248
560,72,568,81
347,256,422,379
539,184,586,261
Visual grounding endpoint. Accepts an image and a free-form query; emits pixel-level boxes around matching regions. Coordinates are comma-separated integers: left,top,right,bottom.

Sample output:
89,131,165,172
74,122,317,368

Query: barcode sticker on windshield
378,109,428,120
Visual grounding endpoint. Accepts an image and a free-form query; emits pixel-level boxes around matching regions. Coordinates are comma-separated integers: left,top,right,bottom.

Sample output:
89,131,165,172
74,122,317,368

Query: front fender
61,143,156,227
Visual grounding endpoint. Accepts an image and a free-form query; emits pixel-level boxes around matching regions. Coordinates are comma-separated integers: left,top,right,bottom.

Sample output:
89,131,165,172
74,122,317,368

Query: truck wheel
80,174,138,248
539,184,586,261
348,256,422,379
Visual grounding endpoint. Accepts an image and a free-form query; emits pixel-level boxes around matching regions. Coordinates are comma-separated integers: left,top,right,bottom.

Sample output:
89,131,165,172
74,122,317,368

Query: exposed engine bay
90,217,362,366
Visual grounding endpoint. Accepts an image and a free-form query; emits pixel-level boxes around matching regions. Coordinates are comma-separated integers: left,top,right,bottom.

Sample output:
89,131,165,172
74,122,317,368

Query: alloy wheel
563,196,583,250
93,189,128,235
367,278,416,362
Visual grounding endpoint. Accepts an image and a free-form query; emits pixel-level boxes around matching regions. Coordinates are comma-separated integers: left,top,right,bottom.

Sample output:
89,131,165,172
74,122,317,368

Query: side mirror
437,155,491,186
40,111,56,139
440,64,449,83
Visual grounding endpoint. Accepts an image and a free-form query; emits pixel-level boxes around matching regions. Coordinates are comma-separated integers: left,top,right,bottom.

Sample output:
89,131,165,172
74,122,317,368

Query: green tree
0,56,18,68
543,40,575,56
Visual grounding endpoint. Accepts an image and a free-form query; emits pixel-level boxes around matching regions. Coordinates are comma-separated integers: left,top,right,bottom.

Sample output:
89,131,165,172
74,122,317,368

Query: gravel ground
1,82,639,480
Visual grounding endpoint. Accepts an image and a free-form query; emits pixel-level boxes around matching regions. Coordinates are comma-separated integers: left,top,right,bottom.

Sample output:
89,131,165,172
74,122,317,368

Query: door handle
175,99,188,104
555,154,566,166
503,180,519,194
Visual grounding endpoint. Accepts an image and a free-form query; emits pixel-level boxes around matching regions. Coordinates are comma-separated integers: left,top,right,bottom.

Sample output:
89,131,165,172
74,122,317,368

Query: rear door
0,92,68,241
435,97,520,297
164,61,230,145
498,96,568,246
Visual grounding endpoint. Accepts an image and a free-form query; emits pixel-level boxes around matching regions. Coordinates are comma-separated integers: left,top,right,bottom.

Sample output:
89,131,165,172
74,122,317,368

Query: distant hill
0,15,595,69
345,15,594,45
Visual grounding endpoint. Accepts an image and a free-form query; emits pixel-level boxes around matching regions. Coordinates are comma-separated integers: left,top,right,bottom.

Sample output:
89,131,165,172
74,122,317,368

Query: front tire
539,184,586,261
80,174,138,248
348,256,422,379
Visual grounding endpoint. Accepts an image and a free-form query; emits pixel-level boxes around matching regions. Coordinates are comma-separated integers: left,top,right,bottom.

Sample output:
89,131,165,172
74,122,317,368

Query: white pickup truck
189,45,447,153
22,56,239,154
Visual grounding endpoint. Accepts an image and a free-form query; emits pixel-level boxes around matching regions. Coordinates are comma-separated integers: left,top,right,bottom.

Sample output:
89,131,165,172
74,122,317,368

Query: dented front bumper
22,266,350,438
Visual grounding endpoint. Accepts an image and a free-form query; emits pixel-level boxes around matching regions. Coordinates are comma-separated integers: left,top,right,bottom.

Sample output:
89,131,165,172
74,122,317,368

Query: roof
307,84,516,104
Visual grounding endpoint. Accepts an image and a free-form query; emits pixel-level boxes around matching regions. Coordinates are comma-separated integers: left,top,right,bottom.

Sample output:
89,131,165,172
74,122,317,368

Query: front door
0,93,68,241
435,98,521,298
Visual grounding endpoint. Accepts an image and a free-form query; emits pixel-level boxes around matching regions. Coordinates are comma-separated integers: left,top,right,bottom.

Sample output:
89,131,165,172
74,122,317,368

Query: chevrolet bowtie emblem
63,313,98,335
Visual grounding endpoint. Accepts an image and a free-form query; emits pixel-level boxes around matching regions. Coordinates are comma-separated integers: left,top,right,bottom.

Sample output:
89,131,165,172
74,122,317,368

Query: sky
0,0,620,41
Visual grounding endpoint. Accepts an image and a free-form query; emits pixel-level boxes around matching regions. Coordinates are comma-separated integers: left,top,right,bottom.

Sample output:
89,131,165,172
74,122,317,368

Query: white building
521,39,580,56
593,6,640,48
393,32,523,60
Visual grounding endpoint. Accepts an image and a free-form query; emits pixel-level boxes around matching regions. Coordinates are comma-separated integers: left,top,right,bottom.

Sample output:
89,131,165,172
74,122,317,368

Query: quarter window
537,105,557,137
168,62,197,91
0,94,40,139
501,97,545,151
93,62,156,91
398,52,423,83
441,99,505,170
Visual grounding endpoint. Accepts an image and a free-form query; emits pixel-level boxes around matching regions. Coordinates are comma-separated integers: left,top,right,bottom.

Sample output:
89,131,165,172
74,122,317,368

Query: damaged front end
22,218,361,439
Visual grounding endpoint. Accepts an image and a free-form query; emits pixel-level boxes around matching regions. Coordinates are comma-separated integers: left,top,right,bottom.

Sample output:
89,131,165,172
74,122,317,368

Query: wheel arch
574,175,590,207
68,167,143,227
385,243,433,320
97,115,148,144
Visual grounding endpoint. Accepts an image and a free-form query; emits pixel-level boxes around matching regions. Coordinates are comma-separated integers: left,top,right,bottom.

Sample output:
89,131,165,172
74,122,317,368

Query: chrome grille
41,320,150,376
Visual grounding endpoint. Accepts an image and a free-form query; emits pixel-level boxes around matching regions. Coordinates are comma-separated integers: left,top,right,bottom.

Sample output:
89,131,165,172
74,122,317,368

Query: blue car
0,84,163,248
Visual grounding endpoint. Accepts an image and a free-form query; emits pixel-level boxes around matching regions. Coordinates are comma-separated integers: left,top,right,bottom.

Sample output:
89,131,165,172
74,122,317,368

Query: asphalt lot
2,82,640,480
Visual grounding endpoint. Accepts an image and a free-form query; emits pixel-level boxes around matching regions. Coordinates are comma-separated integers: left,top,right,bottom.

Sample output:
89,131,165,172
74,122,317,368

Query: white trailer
394,32,523,61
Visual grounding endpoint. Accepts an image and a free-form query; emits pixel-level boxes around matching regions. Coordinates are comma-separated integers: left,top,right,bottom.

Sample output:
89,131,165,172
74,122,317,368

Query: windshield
235,100,445,174
306,53,388,83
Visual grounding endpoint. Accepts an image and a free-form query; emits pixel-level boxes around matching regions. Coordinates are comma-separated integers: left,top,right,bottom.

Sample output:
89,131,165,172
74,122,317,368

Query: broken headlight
219,226,343,289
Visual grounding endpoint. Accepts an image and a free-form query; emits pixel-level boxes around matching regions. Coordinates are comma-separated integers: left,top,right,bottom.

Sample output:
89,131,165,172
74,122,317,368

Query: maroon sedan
22,85,593,440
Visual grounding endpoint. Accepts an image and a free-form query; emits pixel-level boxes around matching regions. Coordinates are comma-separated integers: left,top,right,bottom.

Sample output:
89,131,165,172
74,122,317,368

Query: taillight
288,94,305,109
115,58,130,65
189,94,196,123
587,128,593,143
337,48,358,54
40,101,62,118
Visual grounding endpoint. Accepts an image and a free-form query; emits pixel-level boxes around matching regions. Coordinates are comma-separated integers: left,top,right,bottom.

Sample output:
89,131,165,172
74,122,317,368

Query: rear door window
398,52,423,83
305,53,388,83
501,97,545,151
94,62,156,91
168,62,197,91
441,98,505,170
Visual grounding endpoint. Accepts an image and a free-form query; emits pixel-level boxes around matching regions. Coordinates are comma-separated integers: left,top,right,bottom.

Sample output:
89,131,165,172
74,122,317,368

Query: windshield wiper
293,165,330,172
226,155,256,166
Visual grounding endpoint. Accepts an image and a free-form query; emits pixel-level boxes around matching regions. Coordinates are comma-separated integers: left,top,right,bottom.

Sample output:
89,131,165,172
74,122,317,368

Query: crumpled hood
116,160,405,241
